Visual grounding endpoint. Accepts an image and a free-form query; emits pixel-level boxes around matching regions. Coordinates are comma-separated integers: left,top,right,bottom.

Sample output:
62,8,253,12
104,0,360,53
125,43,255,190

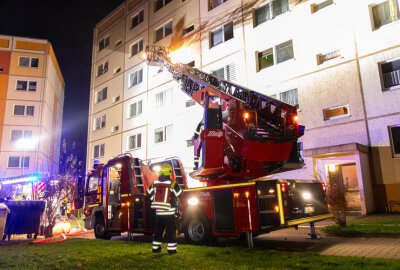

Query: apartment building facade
88,0,400,213
0,36,64,179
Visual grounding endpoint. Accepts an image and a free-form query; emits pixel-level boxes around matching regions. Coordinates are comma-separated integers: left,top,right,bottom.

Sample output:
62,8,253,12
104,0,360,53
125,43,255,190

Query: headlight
151,165,161,172
188,197,199,206
302,192,311,200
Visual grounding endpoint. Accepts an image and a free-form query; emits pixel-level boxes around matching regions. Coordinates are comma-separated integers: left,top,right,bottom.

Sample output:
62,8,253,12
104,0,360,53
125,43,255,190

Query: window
131,10,144,29
254,0,289,27
186,100,196,107
129,69,143,87
87,174,99,193
18,57,39,68
371,0,399,29
186,140,194,147
128,133,142,150
129,100,143,118
16,80,36,91
96,87,107,103
212,63,236,81
380,58,400,90
13,105,34,116
11,130,32,141
310,0,334,13
210,22,233,48
97,61,108,77
155,88,172,108
155,21,173,42
154,125,173,143
183,25,195,35
279,89,299,109
257,40,294,71
155,0,172,11
112,96,120,103
130,40,144,57
317,49,341,65
115,40,122,47
98,36,110,51
389,125,400,157
7,156,29,168
114,67,121,74
209,0,228,10
94,115,106,130
93,144,105,158
112,125,119,133
323,105,350,121
8,157,20,168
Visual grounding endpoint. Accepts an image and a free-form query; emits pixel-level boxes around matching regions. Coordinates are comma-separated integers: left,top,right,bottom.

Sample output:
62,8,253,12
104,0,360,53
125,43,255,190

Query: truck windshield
87,174,99,193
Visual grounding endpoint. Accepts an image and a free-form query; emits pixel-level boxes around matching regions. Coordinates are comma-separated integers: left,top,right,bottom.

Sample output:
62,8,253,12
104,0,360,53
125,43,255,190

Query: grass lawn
1,239,400,269
324,219,400,236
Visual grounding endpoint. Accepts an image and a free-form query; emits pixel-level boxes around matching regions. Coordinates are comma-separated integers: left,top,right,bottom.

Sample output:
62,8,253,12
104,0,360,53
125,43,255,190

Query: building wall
0,35,64,178
88,0,400,208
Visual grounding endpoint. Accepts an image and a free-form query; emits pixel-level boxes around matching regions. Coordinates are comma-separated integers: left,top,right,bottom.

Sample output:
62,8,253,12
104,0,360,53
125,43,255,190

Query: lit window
130,40,144,57
155,0,172,11
18,57,39,68
323,105,350,121
389,125,400,157
155,88,172,108
310,0,333,13
94,115,106,130
371,0,400,30
129,100,143,118
97,61,108,77
128,133,142,150
380,58,400,91
129,69,143,87
98,36,110,52
210,22,233,48
155,21,173,42
154,125,173,143
131,10,144,29
96,87,107,103
209,0,228,10
212,63,236,81
257,40,293,71
254,0,289,27
93,144,105,158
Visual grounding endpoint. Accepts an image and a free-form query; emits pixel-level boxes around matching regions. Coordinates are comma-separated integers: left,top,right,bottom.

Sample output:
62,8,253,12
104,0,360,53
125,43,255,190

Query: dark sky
0,0,124,167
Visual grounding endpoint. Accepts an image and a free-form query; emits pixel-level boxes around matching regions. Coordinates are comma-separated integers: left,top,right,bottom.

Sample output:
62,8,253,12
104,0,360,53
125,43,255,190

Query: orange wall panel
9,52,45,77
15,41,45,52
0,39,10,48
0,51,11,75
0,74,8,99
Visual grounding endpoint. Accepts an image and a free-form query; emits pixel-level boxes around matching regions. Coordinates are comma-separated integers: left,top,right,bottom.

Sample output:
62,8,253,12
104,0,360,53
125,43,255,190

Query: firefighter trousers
152,214,177,253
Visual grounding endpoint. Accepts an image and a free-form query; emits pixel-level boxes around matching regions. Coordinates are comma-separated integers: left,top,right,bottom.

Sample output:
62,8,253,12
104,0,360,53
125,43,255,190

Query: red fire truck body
83,46,333,245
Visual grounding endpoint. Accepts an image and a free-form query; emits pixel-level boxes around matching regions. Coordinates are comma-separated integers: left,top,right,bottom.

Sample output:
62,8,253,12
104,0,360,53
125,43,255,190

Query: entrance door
107,165,121,230
340,164,361,212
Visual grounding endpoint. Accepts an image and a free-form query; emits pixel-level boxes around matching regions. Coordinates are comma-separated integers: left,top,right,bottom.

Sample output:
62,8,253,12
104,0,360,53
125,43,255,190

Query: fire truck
82,46,332,247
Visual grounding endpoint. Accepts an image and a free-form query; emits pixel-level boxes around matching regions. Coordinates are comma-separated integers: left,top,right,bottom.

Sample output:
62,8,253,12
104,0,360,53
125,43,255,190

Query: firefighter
146,163,183,255
192,119,204,170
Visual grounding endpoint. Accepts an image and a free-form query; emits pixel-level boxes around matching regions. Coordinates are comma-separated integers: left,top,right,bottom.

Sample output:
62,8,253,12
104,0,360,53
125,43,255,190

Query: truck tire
94,216,111,240
184,213,214,245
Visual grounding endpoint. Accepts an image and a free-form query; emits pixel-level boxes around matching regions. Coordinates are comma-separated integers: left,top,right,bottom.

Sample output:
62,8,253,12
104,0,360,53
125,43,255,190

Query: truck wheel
94,216,111,240
184,214,214,245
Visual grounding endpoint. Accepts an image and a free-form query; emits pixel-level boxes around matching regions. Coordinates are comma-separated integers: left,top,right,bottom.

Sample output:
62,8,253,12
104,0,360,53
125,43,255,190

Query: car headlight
188,197,199,206
302,192,311,200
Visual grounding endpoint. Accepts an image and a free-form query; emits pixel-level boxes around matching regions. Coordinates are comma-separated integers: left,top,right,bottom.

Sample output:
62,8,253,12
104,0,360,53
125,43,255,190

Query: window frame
8,156,20,168
209,22,234,48
128,100,143,118
129,68,143,87
370,0,400,30
18,56,39,68
155,88,172,108
130,39,144,57
96,87,108,103
13,105,34,116
128,133,142,150
131,10,144,29
154,124,173,144
209,0,228,10
379,57,400,91
323,105,350,121
94,115,106,131
155,21,173,42
253,0,290,27
388,124,400,158
93,144,105,158
154,0,172,12
257,40,294,72
97,61,109,77
98,36,110,52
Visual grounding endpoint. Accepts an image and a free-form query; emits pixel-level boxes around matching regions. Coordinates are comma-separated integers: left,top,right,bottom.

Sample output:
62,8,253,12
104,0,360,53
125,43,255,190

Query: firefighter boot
152,246,162,254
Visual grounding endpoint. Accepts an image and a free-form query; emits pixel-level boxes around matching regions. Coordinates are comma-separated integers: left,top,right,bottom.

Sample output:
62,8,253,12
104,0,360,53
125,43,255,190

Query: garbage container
0,203,10,240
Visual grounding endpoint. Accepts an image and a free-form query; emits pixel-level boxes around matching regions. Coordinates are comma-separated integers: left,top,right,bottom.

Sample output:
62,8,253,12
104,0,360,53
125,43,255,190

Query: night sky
0,0,124,167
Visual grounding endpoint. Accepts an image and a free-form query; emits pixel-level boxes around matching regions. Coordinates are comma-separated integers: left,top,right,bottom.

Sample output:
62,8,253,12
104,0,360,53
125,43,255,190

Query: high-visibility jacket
147,178,182,215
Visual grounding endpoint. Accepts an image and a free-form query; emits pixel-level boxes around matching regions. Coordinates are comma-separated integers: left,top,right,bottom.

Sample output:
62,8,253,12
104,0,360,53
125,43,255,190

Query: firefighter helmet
159,163,172,176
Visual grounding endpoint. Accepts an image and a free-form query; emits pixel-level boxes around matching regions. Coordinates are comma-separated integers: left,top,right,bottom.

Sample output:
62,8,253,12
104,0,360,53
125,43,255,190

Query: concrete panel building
87,0,400,213
0,35,64,180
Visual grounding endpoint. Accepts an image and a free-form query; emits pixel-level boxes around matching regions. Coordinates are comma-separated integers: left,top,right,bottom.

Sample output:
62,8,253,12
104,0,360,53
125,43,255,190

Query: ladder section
169,158,185,189
132,158,144,194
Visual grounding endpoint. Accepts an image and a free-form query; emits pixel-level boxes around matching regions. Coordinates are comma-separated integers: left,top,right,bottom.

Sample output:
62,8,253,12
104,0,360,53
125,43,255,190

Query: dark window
210,22,233,48
14,105,25,115
155,0,172,12
130,40,144,57
381,58,400,90
19,57,29,67
30,58,39,68
97,61,108,77
183,25,194,35
131,10,144,29
389,125,400,157
16,80,27,91
26,106,34,116
209,0,228,10
22,156,29,168
28,81,37,91
8,156,20,168
254,4,271,26
99,37,110,51
254,0,289,27
96,87,107,103
155,21,173,42
93,144,105,158
212,67,225,78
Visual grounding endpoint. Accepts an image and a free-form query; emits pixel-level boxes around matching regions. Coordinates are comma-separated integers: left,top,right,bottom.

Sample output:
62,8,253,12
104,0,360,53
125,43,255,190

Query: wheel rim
188,219,205,242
